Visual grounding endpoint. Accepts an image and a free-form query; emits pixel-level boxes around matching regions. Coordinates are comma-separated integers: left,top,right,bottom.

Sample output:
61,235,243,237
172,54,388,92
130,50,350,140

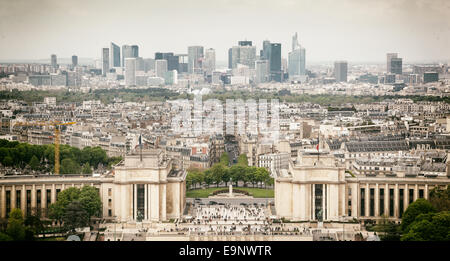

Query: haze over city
1,0,449,63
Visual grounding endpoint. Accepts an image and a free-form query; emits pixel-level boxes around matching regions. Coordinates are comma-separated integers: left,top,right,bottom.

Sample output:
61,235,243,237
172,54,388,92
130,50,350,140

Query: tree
2,156,13,167
63,201,89,232
211,163,225,187
220,152,230,166
0,232,12,241
229,165,245,186
373,215,401,241
6,209,25,241
29,155,40,171
401,211,450,241
79,186,102,222
401,198,436,233
81,163,92,174
60,158,80,174
237,154,248,167
429,187,450,212
204,169,213,188
49,187,81,221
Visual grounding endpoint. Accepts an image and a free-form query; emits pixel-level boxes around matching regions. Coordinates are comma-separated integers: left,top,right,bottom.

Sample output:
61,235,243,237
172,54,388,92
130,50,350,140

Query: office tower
387,53,398,73
51,54,58,69
423,72,439,83
288,32,306,78
135,57,145,71
155,52,179,72
188,46,204,74
229,41,256,69
255,60,269,84
144,58,155,72
390,58,403,75
122,45,139,67
102,48,110,76
177,54,188,73
110,42,121,68
155,59,168,78
124,58,136,86
334,61,348,82
262,40,271,60
203,48,216,76
238,41,252,46
164,70,178,85
269,43,282,82
71,55,78,67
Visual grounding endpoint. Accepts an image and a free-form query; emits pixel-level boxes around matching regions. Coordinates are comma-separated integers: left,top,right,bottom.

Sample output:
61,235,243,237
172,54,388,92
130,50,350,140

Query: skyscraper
203,48,216,76
269,43,282,82
122,45,139,67
110,42,121,68
71,55,78,67
255,60,269,84
188,46,204,74
124,58,136,86
288,32,306,78
334,61,348,82
51,54,58,69
155,53,179,72
102,48,109,76
386,53,397,73
155,59,168,78
229,41,256,69
390,58,403,75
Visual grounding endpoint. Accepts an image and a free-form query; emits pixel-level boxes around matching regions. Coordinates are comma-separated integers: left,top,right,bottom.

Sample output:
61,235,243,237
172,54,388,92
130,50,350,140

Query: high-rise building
229,41,256,69
203,48,216,76
255,60,269,84
387,53,397,73
51,54,58,69
136,57,145,71
155,59,168,78
390,58,403,75
124,58,136,86
71,55,78,67
334,61,348,82
187,46,204,74
269,43,282,82
110,42,121,68
122,45,139,67
238,41,252,46
177,54,188,73
288,32,306,78
144,58,155,72
102,48,109,76
155,52,179,72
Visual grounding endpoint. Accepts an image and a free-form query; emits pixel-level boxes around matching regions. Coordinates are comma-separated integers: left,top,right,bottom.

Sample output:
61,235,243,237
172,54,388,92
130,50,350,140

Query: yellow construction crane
13,121,77,174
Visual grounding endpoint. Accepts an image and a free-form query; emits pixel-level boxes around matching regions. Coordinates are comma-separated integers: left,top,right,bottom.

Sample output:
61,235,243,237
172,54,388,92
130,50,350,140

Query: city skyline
0,0,449,64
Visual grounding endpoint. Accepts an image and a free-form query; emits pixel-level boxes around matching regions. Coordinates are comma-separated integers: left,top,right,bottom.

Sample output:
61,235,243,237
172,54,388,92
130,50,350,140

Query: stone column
375,183,379,217
51,184,56,204
21,185,26,214
11,185,16,210
394,184,399,218
351,183,358,218
161,184,167,221
404,184,409,211
151,184,160,221
1,186,6,218
144,184,148,221
31,185,36,215
61,184,65,190
133,184,137,221
424,184,429,200
312,184,315,220
384,184,389,216
365,183,369,217
414,184,418,201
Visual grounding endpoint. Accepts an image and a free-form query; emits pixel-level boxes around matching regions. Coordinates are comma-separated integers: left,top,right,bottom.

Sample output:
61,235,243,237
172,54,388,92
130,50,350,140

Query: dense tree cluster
186,153,273,190
0,139,122,174
49,186,102,232
0,208,41,241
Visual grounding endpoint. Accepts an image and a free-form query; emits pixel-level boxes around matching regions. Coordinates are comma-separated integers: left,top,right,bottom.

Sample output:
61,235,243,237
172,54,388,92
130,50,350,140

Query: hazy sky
0,0,449,63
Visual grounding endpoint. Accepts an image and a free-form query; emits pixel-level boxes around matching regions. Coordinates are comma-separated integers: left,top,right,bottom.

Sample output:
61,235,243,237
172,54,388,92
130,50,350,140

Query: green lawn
186,187,274,198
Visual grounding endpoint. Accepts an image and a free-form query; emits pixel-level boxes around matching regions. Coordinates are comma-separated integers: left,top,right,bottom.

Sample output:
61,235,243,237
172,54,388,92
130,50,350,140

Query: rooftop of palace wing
116,149,169,168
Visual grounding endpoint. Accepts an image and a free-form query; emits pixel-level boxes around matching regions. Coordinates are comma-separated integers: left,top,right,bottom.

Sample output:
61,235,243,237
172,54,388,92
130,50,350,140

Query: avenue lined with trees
186,153,274,197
